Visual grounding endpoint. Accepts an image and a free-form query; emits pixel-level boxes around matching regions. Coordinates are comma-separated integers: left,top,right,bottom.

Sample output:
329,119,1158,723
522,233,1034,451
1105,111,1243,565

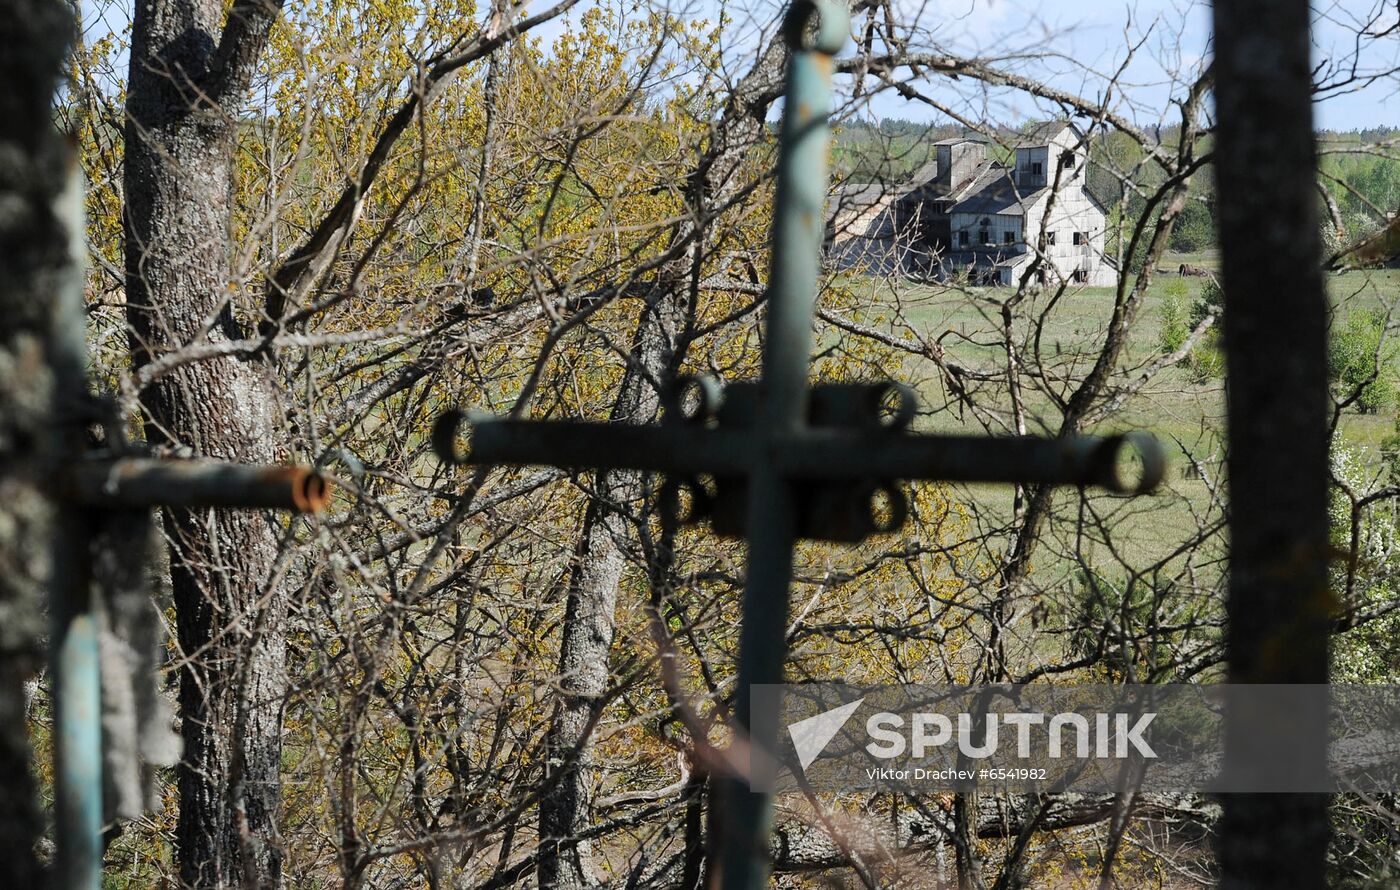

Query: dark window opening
1031,161,1043,176
1072,231,1083,246
959,230,969,246
1004,231,1015,244
1073,269,1089,283
1046,231,1057,245
979,229,991,245
1060,151,1076,169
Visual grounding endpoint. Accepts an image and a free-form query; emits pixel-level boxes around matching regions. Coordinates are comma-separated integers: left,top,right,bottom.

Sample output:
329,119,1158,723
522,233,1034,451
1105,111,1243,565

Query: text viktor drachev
863,710,1158,760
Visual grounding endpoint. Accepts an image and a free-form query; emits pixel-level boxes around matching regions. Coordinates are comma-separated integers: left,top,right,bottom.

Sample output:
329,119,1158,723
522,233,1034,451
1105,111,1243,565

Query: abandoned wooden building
826,121,1117,286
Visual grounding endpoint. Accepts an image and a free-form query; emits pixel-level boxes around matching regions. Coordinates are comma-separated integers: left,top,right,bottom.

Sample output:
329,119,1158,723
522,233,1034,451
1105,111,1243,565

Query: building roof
904,160,940,189
902,157,1000,201
1017,120,1078,146
940,121,1087,216
830,182,891,208
825,181,899,240
949,170,1046,216
892,120,1098,217
939,248,1034,269
930,134,989,146
825,182,896,225
936,155,1059,217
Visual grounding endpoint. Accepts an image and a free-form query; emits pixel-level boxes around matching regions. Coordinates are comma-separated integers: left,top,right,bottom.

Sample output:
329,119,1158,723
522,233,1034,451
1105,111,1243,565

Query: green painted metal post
40,141,333,890
51,520,102,890
50,155,104,890
717,4,848,889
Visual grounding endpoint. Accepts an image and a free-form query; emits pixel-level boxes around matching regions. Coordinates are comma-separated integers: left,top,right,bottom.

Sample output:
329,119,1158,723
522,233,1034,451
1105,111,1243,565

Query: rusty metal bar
50,508,99,890
63,459,333,512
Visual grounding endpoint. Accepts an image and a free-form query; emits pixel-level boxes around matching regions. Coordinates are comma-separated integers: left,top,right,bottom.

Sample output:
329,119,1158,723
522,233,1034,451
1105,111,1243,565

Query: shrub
1068,568,1202,681
1157,278,1225,382
1383,416,1400,482
1183,278,1226,381
1157,280,1189,354
1187,341,1226,381
1330,307,1399,414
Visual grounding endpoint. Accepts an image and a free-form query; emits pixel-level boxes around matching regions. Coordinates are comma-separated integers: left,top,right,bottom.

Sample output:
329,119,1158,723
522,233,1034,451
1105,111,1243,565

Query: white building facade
891,122,1118,287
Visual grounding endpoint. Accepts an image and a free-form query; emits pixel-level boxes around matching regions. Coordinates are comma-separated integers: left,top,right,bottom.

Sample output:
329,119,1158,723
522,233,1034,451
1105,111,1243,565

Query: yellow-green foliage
63,0,980,883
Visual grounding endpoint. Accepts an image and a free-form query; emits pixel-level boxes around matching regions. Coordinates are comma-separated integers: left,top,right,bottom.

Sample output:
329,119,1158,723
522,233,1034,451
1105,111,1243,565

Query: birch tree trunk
124,0,288,884
1211,1,1332,886
534,22,794,884
538,302,669,890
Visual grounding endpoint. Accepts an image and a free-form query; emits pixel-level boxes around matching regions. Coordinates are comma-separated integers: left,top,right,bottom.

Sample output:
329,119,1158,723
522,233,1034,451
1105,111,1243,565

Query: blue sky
83,0,1399,130
535,0,1399,131
858,0,1398,131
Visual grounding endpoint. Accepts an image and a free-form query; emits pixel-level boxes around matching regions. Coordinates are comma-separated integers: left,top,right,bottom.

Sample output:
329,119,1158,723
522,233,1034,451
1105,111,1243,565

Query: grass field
849,252,1400,576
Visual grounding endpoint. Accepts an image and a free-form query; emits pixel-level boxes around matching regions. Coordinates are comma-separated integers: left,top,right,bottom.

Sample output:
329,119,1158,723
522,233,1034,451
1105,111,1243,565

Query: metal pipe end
782,0,850,55
1094,432,1167,495
433,409,471,464
866,480,908,534
290,469,332,513
661,475,715,526
669,374,725,425
257,466,334,513
871,382,917,431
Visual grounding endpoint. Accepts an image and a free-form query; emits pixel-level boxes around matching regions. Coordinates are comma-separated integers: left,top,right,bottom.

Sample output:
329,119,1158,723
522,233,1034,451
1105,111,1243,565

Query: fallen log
769,792,1217,873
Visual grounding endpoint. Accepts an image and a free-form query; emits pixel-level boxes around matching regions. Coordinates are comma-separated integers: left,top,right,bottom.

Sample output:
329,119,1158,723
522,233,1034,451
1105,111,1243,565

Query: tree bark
124,0,287,885
0,0,77,879
1211,1,1332,887
538,300,670,890
536,26,789,887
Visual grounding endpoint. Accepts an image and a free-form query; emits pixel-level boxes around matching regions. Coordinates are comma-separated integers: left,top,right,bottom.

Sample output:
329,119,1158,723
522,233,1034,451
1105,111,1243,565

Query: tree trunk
536,19,794,886
0,0,77,879
124,0,287,885
1211,1,1332,887
538,300,670,890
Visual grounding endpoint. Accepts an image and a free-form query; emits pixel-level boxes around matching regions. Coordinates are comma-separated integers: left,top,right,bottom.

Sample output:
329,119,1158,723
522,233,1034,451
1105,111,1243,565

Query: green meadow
849,253,1400,574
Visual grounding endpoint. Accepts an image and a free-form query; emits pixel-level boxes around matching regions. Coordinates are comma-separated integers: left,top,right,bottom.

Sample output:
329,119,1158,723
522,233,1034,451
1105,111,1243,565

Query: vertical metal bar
51,515,101,890
1212,0,1331,886
718,4,846,888
50,157,103,889
759,1,844,431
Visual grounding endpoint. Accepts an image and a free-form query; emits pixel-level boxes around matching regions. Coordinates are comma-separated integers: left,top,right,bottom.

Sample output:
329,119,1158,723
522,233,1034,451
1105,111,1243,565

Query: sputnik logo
787,698,865,770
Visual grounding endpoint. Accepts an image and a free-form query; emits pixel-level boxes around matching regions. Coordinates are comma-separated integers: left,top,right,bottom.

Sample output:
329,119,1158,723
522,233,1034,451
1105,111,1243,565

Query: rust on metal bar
62,458,332,513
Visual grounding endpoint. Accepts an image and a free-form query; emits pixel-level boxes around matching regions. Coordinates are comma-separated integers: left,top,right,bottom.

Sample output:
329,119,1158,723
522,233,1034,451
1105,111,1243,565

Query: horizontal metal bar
62,458,333,512
783,430,1164,493
436,412,754,475
433,412,1165,494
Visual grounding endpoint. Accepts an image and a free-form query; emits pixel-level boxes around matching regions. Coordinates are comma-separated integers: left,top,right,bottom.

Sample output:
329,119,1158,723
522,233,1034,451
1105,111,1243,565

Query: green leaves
1330,307,1399,415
